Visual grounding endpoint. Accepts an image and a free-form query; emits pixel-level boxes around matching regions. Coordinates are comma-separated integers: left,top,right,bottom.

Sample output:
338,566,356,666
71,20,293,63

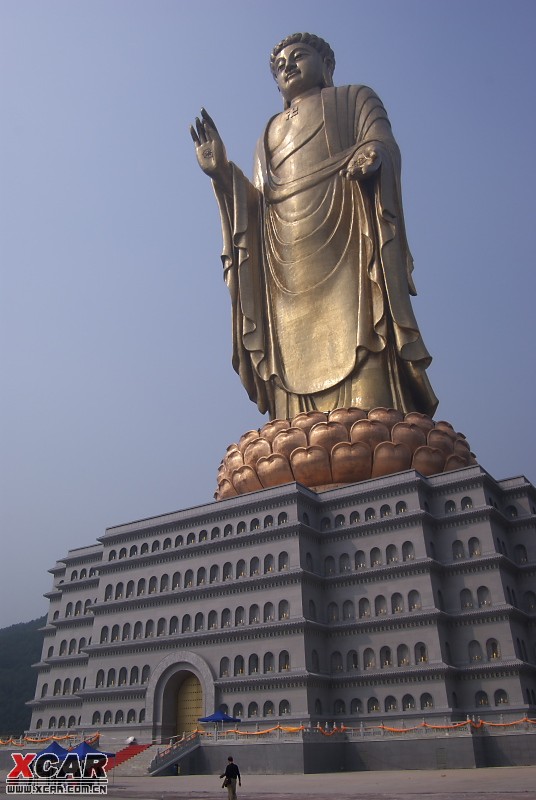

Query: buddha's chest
267,95,328,174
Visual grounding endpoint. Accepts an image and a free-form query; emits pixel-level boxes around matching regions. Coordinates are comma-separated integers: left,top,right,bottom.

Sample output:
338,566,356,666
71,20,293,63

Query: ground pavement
101,766,536,800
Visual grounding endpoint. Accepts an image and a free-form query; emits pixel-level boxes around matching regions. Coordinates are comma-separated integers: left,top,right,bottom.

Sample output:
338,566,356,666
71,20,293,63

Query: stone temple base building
28,464,536,764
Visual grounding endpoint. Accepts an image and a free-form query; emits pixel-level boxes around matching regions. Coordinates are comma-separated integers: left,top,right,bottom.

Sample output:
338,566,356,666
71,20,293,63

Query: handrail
149,732,200,775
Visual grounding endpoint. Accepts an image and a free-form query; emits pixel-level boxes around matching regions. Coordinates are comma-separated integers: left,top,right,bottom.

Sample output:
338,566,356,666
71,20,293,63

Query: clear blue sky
1,0,535,628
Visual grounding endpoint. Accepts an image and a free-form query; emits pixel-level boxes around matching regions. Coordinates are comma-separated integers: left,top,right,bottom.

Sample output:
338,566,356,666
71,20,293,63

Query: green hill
0,616,46,737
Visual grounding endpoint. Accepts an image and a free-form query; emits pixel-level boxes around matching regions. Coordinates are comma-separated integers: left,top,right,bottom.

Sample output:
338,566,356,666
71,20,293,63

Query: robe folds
214,85,438,420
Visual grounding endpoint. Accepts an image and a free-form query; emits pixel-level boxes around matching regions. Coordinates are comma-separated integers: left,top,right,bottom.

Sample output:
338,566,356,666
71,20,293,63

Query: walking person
220,755,241,799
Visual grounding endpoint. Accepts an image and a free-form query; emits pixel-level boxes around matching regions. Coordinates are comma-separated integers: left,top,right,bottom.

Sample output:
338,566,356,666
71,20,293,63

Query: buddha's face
272,43,326,104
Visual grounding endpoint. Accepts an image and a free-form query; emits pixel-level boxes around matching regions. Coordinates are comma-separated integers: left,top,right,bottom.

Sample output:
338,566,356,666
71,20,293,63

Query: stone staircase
107,744,160,777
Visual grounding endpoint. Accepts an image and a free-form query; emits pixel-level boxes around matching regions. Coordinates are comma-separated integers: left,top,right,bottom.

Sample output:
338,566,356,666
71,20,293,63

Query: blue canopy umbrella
33,740,70,760
198,710,241,723
69,741,115,759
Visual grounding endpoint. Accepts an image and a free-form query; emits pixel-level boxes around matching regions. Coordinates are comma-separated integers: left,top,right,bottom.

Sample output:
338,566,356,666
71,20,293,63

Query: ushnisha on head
270,33,336,107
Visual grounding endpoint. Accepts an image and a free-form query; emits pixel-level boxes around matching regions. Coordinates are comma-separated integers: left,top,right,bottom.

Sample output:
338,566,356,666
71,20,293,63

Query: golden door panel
176,674,202,734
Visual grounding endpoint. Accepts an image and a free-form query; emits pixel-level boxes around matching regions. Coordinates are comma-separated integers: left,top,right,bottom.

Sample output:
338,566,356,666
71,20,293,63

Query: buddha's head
270,33,335,107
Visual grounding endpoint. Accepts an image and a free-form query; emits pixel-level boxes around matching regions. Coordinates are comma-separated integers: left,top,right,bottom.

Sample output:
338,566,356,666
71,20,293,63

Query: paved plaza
102,766,536,800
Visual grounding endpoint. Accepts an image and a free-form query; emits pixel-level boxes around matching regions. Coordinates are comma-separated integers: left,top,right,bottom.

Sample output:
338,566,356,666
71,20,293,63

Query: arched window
311,649,320,672
364,648,375,670
386,544,398,564
263,652,274,672
249,604,260,624
335,514,345,527
278,599,290,620
137,578,146,596
355,550,366,569
145,619,154,638
140,542,149,554
469,640,483,662
461,496,473,510
347,650,358,670
279,699,291,716
264,515,273,528
350,510,360,524
130,666,139,685
397,644,410,666
263,700,275,716
111,625,119,643
359,598,371,618
365,507,376,521
103,711,112,725
174,535,183,547
445,500,456,514
515,544,528,564
210,565,219,583
221,608,231,627
126,581,134,598
415,642,428,663
129,545,138,557
108,550,116,561
248,654,259,674
224,524,233,537
157,617,166,636
278,551,289,570
264,554,275,573
370,547,382,566
374,595,387,616
343,600,354,620
453,540,465,559
324,556,335,575
321,517,330,531
420,693,434,709
494,689,509,705
235,606,245,626
223,562,233,582
339,553,350,572
469,537,481,557
141,665,150,683
184,570,194,588
278,512,288,525
187,532,195,544
402,541,415,561
279,650,290,671
330,651,343,672
248,702,258,717
477,586,491,607
197,567,206,585
62,679,71,695
233,703,243,718
380,646,392,667
402,694,415,711
151,540,160,552
234,656,244,676
264,602,275,622
314,699,323,715
118,668,127,686
385,695,397,712
460,588,474,609
139,709,146,723
236,560,246,579
181,614,191,633
505,505,518,518
367,697,379,713
250,518,260,531
99,627,108,644
396,501,407,514
334,699,346,715
127,709,136,723
208,610,217,630
350,698,362,714
74,601,82,616
104,585,112,601
133,621,143,639
211,527,220,539
380,504,391,518
220,657,230,677
163,537,172,550
408,590,422,611
160,574,169,592
119,548,127,560
476,690,489,706
524,591,536,611
391,593,404,613
41,683,48,698
237,521,246,534
36,719,43,730
250,557,260,576
487,638,501,660
328,602,339,622
92,712,100,726
107,669,116,687
199,529,208,542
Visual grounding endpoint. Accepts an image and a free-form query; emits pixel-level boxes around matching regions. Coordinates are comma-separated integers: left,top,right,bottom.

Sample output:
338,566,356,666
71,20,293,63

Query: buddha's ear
322,57,335,88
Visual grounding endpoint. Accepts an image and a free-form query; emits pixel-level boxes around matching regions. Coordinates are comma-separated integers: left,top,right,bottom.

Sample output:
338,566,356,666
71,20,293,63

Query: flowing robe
214,85,438,420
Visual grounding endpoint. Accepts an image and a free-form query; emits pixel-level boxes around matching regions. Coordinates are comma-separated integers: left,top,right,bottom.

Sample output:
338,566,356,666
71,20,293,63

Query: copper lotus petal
309,421,349,451
238,430,262,454
350,419,390,451
243,437,272,468
412,446,446,476
259,418,290,443
454,438,471,457
225,448,244,472
291,411,328,434
272,427,308,460
368,407,404,430
444,454,469,471
216,479,238,500
231,465,263,494
290,446,332,487
331,441,372,483
256,453,294,488
427,429,455,456
391,422,427,453
372,441,412,478
434,421,457,441
328,407,367,433
403,412,435,435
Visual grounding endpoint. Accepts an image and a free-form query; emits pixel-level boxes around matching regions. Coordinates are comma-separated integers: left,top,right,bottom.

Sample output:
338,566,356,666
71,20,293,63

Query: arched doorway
160,669,203,739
